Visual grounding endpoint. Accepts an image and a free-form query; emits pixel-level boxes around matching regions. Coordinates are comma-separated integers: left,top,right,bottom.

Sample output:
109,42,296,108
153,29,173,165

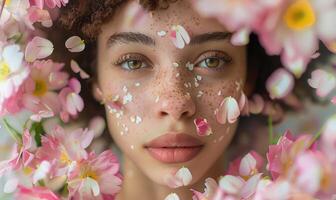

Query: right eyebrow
107,32,155,47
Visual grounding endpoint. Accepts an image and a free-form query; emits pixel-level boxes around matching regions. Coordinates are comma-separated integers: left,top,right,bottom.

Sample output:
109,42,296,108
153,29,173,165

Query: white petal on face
164,193,180,200
175,167,192,186
216,96,240,124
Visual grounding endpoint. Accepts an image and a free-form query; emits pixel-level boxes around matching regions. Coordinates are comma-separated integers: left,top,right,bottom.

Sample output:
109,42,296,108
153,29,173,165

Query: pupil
206,58,219,68
129,60,141,69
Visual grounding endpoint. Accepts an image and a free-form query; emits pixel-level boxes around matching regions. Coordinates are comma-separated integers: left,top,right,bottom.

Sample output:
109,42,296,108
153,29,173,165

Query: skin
93,0,248,199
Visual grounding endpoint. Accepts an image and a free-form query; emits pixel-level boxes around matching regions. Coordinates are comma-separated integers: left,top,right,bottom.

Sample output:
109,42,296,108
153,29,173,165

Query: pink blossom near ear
166,167,192,188
70,59,90,79
194,117,213,136
0,44,29,115
191,177,218,200
15,185,59,200
170,25,190,49
35,125,94,178
308,69,336,98
65,36,85,53
256,0,336,77
216,96,240,124
67,150,122,200
25,36,54,62
248,94,264,114
266,68,294,99
22,59,68,115
58,78,84,122
0,129,34,177
27,6,53,28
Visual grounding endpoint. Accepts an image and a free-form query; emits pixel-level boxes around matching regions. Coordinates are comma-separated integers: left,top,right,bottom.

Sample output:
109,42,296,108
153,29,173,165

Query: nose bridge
152,64,196,120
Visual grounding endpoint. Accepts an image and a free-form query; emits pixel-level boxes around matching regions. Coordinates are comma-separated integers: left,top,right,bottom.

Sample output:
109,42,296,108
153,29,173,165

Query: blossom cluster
191,115,336,200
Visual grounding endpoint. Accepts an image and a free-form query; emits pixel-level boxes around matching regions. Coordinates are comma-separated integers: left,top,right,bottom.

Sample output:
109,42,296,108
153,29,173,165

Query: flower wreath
0,0,336,199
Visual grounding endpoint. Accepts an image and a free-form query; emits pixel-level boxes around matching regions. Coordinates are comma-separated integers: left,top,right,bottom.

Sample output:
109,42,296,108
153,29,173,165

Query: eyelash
113,51,232,72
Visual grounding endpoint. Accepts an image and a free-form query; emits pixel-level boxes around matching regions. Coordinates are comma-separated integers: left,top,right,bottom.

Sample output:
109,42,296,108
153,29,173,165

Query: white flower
0,44,29,105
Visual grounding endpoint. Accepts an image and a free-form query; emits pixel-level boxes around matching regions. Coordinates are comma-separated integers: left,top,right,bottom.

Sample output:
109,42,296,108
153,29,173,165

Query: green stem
2,118,22,144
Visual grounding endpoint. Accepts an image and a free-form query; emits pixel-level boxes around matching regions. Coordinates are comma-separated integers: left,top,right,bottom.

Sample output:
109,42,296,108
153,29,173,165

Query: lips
144,133,204,163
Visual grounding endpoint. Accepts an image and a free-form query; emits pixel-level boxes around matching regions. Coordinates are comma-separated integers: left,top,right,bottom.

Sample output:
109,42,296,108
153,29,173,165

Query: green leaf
30,121,45,147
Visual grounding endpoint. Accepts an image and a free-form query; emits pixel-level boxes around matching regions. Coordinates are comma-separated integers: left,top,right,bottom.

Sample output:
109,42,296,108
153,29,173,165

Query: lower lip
146,146,203,163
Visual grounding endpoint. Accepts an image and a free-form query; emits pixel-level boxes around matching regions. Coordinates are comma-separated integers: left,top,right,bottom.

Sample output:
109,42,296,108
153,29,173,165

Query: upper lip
144,133,204,148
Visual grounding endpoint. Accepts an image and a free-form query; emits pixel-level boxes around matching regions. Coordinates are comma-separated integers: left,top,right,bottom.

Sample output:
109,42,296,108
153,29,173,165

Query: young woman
59,0,281,199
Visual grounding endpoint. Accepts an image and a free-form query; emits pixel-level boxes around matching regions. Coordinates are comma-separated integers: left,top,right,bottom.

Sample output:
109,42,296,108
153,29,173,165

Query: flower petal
70,59,90,79
194,117,213,136
266,68,294,99
25,37,54,62
65,36,85,53
216,96,240,124
165,193,180,200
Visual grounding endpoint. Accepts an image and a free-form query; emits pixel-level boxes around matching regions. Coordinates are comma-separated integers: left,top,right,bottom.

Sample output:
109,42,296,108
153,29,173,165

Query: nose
155,89,196,121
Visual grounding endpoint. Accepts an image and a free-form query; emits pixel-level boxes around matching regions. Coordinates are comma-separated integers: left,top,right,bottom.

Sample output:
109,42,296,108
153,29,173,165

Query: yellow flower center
60,150,72,165
23,166,33,175
283,0,316,31
80,166,98,180
33,79,48,96
0,61,11,81
5,0,11,6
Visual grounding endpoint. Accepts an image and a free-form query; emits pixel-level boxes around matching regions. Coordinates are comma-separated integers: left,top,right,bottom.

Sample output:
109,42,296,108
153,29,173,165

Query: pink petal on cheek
194,117,213,136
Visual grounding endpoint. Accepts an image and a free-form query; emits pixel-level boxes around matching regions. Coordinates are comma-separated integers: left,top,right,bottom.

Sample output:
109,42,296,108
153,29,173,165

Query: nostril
160,111,168,117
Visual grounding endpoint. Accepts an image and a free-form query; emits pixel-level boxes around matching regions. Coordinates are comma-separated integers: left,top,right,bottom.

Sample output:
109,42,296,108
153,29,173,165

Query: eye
114,54,150,71
195,51,232,70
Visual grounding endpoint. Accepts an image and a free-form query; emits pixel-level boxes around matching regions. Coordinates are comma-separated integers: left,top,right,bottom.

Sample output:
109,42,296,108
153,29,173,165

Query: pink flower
191,0,279,45
194,117,213,136
213,173,262,199
22,59,68,116
35,125,94,178
0,129,34,177
15,185,59,200
67,150,122,200
257,0,336,77
58,78,84,122
27,6,53,28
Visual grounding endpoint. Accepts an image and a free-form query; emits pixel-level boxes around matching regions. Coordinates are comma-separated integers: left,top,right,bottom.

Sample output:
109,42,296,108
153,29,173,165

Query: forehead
100,0,228,38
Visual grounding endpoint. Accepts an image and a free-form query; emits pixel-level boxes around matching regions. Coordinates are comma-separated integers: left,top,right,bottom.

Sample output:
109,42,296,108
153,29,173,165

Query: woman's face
96,0,246,187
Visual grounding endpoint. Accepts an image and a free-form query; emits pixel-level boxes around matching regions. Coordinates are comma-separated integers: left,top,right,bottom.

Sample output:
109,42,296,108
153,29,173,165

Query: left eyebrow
189,32,232,45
